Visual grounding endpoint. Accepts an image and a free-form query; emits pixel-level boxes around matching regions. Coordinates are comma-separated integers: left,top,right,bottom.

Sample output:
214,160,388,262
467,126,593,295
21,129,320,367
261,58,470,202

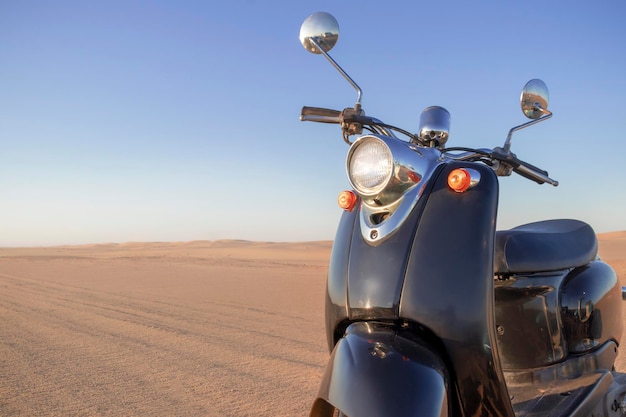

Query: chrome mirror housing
501,79,553,153
521,79,550,119
299,12,339,54
299,12,363,108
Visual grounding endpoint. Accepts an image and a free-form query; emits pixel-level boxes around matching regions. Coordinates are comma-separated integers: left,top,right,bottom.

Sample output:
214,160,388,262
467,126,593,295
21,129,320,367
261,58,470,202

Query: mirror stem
503,106,553,154
310,37,362,108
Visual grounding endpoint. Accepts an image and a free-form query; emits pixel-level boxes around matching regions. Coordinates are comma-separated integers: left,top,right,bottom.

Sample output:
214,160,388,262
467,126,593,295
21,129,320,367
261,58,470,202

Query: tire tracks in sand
0,259,328,416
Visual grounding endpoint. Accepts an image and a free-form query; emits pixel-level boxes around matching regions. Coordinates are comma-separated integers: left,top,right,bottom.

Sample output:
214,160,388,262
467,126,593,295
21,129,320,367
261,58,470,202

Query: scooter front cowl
310,322,449,417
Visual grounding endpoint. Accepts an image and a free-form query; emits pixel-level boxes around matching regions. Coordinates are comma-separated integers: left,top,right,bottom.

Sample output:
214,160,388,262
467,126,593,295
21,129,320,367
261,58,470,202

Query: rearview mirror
521,79,549,120
299,12,339,54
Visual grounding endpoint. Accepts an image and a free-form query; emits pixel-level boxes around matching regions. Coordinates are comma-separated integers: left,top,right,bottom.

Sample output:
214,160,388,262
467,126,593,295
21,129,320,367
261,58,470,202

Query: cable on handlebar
443,147,492,156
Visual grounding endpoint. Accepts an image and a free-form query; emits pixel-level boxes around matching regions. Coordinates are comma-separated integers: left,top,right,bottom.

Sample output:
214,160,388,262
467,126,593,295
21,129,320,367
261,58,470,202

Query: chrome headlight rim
346,135,394,198
346,138,443,245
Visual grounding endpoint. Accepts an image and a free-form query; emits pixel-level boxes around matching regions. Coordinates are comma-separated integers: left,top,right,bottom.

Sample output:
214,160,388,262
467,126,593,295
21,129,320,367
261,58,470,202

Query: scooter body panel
310,322,449,417
495,261,622,370
326,208,358,352
400,162,514,417
325,163,516,416
324,165,442,351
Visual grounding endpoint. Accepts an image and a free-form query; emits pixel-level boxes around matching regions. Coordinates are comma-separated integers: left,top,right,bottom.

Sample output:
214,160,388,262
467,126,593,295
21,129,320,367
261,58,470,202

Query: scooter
298,12,626,417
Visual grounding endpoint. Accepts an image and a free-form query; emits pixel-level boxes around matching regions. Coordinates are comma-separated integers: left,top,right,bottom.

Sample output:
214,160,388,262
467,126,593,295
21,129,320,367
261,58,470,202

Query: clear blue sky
1,1,625,246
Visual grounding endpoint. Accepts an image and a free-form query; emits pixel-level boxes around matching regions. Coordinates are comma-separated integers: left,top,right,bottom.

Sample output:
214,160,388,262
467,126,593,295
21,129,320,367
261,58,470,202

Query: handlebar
300,107,559,187
491,148,558,186
444,147,558,186
513,160,559,186
300,106,342,123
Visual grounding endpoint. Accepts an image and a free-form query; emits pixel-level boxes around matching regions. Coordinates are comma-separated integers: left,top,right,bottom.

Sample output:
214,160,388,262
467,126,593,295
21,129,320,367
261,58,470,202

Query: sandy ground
0,233,625,416
0,241,331,416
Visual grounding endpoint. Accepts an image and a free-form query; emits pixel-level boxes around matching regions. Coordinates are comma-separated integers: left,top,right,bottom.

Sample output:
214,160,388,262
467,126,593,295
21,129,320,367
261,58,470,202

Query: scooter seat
494,219,597,274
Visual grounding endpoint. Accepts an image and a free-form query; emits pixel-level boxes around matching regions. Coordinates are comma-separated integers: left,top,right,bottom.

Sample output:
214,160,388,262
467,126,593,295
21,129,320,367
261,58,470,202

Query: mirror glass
299,12,339,54
521,79,549,119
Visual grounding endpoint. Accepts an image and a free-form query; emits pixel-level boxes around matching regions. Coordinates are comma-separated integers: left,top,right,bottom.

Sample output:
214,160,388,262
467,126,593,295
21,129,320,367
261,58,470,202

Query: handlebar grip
491,148,558,186
512,158,559,186
300,106,342,124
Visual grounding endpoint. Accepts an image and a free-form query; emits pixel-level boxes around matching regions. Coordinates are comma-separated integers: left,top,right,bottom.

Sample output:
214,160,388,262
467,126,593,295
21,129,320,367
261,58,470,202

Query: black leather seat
494,219,598,275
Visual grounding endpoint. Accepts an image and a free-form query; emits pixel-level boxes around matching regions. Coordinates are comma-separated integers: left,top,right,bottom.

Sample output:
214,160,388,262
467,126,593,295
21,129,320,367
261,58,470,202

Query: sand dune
0,234,624,416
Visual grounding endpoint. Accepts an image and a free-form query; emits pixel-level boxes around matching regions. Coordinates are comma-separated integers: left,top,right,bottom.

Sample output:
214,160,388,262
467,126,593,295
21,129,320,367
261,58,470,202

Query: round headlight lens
348,137,393,196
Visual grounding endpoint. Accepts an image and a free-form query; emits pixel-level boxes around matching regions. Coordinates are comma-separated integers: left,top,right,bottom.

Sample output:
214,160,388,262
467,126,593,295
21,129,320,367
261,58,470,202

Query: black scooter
299,12,626,417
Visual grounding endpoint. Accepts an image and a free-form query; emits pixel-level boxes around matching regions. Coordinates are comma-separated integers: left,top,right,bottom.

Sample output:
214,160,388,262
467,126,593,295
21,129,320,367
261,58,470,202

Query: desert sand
1,233,625,416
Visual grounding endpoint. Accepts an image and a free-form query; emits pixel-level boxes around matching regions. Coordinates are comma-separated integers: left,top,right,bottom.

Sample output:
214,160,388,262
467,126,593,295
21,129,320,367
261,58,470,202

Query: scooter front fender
310,322,449,417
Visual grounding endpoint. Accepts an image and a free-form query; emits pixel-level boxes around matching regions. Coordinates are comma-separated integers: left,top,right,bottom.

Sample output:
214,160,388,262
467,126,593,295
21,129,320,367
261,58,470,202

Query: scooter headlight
348,137,393,196
347,135,423,205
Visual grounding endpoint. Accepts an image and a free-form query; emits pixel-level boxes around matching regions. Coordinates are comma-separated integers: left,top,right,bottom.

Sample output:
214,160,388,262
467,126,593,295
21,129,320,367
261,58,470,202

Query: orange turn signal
338,190,358,211
448,168,472,193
